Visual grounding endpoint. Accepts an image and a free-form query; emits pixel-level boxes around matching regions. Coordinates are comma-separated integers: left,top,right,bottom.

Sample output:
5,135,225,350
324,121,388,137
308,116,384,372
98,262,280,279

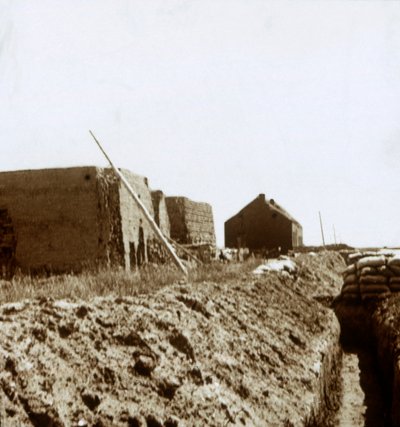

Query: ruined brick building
224,193,303,254
165,197,215,245
0,166,216,275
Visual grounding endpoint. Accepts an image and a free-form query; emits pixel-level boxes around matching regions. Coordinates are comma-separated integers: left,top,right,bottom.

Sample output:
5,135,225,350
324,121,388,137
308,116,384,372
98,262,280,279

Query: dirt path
336,348,387,427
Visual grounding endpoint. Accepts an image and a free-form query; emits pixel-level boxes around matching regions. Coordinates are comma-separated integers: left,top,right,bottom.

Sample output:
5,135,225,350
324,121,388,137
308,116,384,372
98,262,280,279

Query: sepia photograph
0,1,400,425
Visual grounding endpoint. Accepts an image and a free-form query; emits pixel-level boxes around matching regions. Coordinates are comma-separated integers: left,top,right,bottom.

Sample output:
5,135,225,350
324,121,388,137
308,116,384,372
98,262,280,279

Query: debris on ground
252,256,297,277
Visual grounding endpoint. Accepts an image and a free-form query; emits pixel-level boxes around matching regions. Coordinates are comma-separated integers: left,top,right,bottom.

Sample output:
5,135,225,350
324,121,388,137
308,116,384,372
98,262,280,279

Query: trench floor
335,347,387,427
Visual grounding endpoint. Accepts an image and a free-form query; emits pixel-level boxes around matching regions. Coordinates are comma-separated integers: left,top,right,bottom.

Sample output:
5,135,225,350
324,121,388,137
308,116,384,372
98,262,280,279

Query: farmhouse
0,166,215,275
224,193,303,254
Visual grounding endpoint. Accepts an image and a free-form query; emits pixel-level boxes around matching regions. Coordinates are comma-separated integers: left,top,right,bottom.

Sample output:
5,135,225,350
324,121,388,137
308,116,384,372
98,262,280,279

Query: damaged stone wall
165,197,216,246
117,169,156,270
0,167,103,272
151,190,170,238
95,168,124,268
0,208,16,278
0,166,217,273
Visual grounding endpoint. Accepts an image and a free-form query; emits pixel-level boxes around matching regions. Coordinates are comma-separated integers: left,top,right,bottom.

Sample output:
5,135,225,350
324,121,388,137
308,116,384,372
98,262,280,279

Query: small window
272,213,277,219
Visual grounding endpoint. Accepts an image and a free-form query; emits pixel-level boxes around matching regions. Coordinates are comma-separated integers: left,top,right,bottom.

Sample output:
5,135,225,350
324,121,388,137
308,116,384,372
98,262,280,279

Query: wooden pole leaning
89,130,188,276
166,236,202,265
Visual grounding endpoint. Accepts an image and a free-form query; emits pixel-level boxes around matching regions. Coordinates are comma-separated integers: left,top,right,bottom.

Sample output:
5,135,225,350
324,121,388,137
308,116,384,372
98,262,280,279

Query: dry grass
0,258,261,304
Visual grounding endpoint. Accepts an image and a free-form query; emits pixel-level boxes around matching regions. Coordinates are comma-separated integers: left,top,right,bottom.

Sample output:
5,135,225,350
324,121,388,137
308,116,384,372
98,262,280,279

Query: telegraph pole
319,211,326,247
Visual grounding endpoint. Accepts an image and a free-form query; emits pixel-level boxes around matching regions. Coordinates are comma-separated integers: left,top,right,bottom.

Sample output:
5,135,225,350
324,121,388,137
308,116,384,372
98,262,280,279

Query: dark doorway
129,241,137,270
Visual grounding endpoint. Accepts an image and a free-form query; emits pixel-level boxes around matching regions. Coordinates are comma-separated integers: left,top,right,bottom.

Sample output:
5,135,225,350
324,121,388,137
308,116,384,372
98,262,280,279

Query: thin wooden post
89,130,188,276
166,236,202,265
319,211,326,247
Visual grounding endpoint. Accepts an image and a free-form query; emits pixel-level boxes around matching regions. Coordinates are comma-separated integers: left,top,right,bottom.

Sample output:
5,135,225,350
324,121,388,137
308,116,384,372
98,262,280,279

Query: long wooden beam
166,235,202,265
89,130,188,276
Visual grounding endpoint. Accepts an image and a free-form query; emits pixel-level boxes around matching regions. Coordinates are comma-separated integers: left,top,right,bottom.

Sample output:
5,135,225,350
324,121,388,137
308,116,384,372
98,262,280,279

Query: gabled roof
226,194,301,227
267,197,301,227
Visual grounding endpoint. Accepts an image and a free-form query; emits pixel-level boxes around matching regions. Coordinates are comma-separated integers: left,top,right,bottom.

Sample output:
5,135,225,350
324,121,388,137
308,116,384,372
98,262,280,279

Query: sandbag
342,293,361,301
360,266,378,276
342,264,356,276
361,292,389,300
388,254,400,267
341,284,359,295
390,277,400,284
388,265,400,276
359,275,387,284
360,284,390,294
348,252,364,263
377,265,393,277
389,284,400,292
344,274,357,285
357,255,386,269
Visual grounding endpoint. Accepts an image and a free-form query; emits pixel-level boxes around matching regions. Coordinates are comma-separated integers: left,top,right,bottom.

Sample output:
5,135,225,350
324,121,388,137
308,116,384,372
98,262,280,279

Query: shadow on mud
341,342,390,427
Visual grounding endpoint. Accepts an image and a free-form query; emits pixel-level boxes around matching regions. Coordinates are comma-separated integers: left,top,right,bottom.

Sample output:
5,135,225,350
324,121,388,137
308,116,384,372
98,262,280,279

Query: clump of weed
0,264,182,303
0,259,261,303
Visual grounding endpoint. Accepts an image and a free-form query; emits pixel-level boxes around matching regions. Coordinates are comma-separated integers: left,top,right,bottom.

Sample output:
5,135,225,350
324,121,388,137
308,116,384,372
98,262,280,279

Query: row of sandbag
341,251,400,300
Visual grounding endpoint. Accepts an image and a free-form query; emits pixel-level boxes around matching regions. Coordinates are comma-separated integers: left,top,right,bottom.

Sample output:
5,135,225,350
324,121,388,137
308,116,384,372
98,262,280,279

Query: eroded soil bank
0,252,345,426
335,346,387,427
334,298,398,427
372,296,400,426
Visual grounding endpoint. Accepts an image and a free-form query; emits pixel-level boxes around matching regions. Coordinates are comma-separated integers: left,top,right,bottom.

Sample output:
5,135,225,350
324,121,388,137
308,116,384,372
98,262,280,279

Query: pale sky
1,0,400,248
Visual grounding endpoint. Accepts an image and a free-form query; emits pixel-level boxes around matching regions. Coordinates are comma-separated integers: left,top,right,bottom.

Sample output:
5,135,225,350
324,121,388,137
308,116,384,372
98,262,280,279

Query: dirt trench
335,346,387,427
0,252,347,426
2,251,395,427
333,301,392,427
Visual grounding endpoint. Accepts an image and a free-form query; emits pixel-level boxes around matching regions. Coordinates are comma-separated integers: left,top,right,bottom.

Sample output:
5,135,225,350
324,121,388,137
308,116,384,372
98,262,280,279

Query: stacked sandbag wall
340,251,400,302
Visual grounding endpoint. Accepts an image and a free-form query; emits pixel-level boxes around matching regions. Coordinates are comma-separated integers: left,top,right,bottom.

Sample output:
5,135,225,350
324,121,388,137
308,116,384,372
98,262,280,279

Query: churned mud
0,252,345,426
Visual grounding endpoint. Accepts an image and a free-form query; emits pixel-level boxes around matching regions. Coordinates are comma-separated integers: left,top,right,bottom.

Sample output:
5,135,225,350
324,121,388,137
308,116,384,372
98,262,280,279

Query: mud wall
0,167,103,272
305,326,342,427
151,190,170,238
371,298,400,426
118,170,155,270
0,166,218,272
165,197,216,245
95,169,124,268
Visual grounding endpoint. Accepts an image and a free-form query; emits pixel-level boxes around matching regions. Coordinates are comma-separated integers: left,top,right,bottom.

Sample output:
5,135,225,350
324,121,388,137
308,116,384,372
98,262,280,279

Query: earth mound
0,252,344,426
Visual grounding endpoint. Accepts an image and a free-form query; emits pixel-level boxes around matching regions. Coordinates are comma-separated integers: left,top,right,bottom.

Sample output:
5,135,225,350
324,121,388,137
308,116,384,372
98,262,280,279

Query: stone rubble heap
341,250,400,301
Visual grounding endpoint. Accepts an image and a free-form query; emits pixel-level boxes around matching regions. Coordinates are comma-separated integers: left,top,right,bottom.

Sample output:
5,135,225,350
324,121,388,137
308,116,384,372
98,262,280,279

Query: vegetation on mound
0,252,344,426
0,252,346,304
0,259,261,303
